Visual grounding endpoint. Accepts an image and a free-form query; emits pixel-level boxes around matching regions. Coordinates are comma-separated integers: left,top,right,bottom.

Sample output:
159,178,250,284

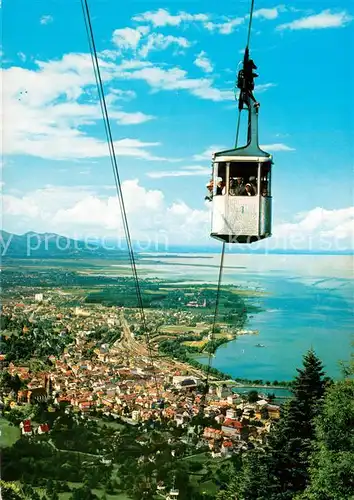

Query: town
1,282,281,499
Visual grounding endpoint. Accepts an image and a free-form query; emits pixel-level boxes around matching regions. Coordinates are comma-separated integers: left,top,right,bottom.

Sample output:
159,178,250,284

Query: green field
30,483,131,500
0,418,21,447
58,486,131,499
162,324,207,334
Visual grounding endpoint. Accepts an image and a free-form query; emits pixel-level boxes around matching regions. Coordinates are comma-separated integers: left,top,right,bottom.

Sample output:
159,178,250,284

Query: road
116,310,149,357
116,309,211,381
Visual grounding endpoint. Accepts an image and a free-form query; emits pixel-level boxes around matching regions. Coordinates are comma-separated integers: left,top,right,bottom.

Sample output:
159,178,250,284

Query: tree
48,492,59,500
70,486,98,500
229,349,327,500
0,481,25,499
1,373,23,393
247,390,259,403
265,349,327,498
260,407,269,420
297,363,354,500
104,478,116,495
233,449,276,500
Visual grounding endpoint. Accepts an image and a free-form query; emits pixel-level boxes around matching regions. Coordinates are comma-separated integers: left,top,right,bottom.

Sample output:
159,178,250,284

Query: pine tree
235,449,277,500
297,359,354,500
228,349,327,500
266,349,327,498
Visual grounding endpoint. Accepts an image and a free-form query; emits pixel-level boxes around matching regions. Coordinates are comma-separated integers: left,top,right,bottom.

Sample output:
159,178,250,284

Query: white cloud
253,7,282,20
1,44,245,164
1,180,210,246
260,143,295,152
132,7,282,35
40,15,53,25
51,179,165,230
277,9,353,30
194,51,213,73
114,111,155,125
118,64,234,101
204,17,244,35
112,26,150,51
112,25,192,59
3,194,40,218
139,33,191,58
132,8,208,27
1,54,165,160
3,182,352,250
105,88,137,104
273,207,354,250
147,166,210,178
255,83,277,93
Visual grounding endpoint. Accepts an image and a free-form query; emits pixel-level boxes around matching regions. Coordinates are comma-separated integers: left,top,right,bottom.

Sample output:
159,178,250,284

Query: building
216,384,231,399
37,423,50,434
226,408,236,419
20,419,32,435
132,410,140,421
172,376,201,389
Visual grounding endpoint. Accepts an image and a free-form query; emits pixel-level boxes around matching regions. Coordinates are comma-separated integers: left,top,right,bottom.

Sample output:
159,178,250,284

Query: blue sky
1,0,353,251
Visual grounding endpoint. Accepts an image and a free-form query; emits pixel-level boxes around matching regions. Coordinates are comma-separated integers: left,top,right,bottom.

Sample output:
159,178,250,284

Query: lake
120,253,354,381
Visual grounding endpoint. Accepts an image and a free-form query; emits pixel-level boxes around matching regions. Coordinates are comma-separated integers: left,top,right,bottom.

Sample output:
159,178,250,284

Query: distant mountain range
0,230,351,259
0,230,129,260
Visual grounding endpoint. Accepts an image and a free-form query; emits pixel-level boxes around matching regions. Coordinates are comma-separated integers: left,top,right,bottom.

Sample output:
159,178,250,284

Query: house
132,410,140,421
37,423,50,434
27,387,47,403
226,408,236,419
267,404,280,419
208,385,217,395
221,440,234,457
216,385,231,399
222,419,248,440
175,412,190,426
17,390,29,403
203,427,224,440
215,414,225,425
227,394,239,405
78,401,92,412
172,376,201,389
20,419,32,435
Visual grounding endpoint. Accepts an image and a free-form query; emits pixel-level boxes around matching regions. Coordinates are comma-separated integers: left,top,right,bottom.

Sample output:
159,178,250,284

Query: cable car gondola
209,47,273,244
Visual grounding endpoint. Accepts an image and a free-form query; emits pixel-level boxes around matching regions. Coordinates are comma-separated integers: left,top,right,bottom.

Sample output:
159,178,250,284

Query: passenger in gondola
229,178,236,195
249,176,257,194
216,179,226,195
245,183,255,196
232,176,246,196
205,179,214,201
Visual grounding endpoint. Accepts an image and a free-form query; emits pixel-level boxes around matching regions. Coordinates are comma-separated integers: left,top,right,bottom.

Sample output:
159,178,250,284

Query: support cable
80,0,159,396
246,0,255,50
199,0,256,417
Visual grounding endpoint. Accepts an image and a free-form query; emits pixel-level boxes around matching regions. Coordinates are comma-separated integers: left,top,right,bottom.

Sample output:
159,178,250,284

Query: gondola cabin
211,149,272,243
210,96,273,243
208,42,274,244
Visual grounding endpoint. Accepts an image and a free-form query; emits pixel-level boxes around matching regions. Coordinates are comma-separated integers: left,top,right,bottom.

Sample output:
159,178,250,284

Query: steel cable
80,0,159,396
